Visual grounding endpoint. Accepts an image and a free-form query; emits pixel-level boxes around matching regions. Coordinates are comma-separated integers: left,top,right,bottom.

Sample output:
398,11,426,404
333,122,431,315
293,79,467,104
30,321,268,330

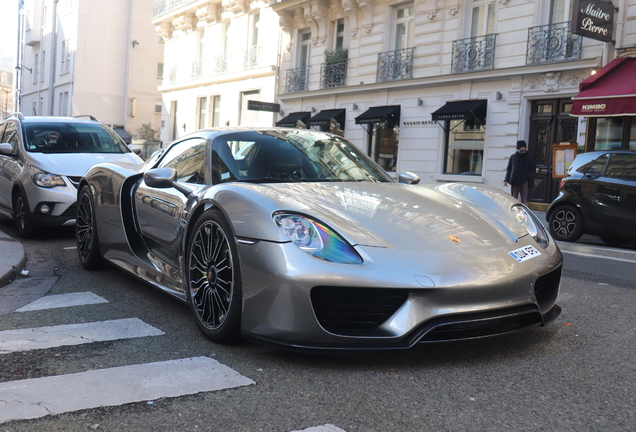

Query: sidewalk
0,228,26,288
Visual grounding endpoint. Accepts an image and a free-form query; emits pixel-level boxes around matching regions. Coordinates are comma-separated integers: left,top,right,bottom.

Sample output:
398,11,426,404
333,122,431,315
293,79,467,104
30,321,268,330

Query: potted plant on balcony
322,48,348,88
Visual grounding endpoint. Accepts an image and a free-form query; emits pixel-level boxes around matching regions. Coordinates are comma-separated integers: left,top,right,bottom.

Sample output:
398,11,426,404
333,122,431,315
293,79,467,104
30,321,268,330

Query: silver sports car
77,128,562,350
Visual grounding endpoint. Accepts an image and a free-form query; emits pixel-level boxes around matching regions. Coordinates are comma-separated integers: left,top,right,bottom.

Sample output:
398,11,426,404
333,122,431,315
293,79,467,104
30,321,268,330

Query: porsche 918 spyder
76,127,562,350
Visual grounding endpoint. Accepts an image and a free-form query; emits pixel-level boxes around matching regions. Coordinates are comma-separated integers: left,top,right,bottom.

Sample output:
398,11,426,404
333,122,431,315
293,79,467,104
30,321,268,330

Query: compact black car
546,150,636,247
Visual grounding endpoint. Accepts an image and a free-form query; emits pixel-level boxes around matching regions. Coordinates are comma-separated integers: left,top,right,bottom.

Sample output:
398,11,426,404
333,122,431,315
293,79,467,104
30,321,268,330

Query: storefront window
593,117,623,150
444,119,485,175
630,120,636,150
370,124,399,172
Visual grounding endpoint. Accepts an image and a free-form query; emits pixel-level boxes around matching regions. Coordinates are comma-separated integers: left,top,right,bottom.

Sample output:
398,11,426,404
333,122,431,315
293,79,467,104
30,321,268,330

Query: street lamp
15,65,32,73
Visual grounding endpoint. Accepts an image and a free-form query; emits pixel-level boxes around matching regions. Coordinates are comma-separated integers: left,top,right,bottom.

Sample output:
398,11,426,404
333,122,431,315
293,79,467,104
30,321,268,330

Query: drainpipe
48,0,59,115
122,0,134,130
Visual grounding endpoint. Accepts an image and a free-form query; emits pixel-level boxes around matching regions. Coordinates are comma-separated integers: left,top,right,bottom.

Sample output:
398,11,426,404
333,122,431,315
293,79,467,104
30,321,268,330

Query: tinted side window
2,123,19,152
606,154,636,182
0,123,6,142
586,154,608,178
158,138,206,184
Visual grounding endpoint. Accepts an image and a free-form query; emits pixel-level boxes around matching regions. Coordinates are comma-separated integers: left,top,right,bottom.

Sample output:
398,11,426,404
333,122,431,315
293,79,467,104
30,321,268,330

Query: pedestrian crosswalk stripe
0,356,255,423
15,291,108,312
0,318,164,354
291,425,347,432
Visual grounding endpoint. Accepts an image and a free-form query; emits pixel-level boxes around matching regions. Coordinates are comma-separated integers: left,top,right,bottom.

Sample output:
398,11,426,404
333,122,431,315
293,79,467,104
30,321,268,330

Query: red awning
571,57,636,117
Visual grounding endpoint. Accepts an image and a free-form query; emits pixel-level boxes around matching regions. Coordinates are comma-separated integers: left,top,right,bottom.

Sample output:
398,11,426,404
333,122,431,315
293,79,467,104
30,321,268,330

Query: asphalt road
0,219,635,432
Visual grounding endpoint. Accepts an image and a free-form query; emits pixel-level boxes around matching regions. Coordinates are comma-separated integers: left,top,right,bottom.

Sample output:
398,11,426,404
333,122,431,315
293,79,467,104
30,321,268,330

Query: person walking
504,140,536,204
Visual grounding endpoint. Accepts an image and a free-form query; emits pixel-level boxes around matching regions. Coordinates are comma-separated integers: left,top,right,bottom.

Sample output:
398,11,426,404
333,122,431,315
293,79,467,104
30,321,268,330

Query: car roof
19,116,102,125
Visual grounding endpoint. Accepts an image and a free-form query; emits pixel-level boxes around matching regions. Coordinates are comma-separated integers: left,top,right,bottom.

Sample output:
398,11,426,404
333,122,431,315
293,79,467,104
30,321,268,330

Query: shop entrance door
528,99,577,204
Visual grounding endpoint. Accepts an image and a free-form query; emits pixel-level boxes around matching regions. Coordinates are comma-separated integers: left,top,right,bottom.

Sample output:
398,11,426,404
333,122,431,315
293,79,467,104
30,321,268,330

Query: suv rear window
23,122,131,154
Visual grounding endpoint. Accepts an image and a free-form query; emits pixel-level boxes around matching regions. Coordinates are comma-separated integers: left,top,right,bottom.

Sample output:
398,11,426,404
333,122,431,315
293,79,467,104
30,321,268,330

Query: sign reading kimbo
571,0,615,43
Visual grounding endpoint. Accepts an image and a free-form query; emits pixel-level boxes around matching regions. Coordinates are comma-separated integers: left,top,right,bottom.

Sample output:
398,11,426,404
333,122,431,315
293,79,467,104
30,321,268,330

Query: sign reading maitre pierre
571,0,615,42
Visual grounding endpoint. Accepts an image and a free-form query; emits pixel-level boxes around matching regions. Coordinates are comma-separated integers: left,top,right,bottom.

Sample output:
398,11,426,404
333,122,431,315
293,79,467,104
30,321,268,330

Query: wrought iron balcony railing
243,45,261,69
526,21,582,65
320,59,348,89
451,34,496,74
376,48,414,83
285,66,309,93
153,0,197,18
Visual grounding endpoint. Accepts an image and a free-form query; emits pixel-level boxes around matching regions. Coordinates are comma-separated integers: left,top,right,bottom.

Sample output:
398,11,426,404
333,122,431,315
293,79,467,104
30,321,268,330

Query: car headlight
512,205,550,249
31,166,66,188
273,212,362,264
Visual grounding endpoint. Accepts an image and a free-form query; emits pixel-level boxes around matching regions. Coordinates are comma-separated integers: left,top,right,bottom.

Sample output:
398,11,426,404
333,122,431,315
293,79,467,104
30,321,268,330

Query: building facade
152,0,282,142
271,0,636,206
18,0,164,141
0,59,14,120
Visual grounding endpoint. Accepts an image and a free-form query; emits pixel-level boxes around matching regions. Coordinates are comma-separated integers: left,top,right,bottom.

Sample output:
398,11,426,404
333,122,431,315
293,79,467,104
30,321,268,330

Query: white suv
0,114,143,238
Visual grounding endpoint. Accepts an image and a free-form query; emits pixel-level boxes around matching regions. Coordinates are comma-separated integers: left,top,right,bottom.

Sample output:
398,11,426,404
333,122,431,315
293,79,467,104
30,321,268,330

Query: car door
134,137,207,268
0,122,21,214
579,153,610,224
596,153,636,230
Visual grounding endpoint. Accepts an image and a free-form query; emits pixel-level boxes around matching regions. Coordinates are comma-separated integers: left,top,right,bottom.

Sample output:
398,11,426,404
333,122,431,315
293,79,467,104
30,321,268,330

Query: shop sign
248,100,280,112
571,0,615,43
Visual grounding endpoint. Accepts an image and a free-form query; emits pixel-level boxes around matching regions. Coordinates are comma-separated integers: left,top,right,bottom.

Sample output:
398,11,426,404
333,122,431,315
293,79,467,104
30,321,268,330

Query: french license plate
509,245,541,263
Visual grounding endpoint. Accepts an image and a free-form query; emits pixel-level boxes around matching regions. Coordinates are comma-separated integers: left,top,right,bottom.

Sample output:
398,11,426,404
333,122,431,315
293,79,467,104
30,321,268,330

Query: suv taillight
558,178,567,191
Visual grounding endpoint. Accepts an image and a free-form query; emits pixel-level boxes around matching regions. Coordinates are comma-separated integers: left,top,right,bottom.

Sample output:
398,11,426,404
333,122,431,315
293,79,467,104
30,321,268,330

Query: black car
546,150,636,247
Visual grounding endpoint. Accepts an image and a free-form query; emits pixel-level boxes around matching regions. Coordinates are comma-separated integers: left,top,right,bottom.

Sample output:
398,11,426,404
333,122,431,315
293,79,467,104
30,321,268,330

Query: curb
0,236,27,289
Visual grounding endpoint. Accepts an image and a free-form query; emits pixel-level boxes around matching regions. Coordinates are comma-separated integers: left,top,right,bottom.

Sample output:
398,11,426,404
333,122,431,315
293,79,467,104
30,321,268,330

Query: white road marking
561,250,636,264
0,318,164,354
291,425,347,432
63,246,77,250
0,356,255,423
15,291,108,312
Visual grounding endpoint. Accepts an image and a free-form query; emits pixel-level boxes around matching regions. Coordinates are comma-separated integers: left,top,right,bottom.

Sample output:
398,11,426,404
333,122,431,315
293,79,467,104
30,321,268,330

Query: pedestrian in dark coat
504,140,536,204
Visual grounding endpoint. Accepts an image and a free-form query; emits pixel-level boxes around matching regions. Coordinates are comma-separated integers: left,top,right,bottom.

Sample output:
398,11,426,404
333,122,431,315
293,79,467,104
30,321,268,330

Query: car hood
28,152,144,177
216,182,529,252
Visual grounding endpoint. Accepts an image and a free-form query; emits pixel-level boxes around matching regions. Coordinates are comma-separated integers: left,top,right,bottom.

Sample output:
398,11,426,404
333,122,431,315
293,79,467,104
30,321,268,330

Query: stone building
271,0,636,206
18,0,164,142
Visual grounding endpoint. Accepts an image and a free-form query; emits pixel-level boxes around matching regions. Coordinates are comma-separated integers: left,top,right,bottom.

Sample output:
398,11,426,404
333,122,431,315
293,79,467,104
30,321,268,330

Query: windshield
23,122,132,154
212,130,394,184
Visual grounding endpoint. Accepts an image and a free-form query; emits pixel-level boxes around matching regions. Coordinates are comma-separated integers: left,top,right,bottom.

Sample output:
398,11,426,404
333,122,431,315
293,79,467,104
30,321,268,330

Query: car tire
76,185,105,270
548,204,584,242
600,236,628,248
185,209,242,344
13,190,37,238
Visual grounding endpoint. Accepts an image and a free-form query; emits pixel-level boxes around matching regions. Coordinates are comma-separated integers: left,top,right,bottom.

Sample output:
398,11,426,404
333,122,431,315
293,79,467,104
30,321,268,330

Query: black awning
355,105,401,128
307,109,346,128
276,111,311,128
113,126,131,144
431,100,487,122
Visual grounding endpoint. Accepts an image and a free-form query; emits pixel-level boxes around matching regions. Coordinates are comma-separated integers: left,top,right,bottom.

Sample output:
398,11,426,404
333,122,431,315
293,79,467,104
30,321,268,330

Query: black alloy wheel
548,204,584,242
76,185,104,269
13,190,36,238
186,210,242,343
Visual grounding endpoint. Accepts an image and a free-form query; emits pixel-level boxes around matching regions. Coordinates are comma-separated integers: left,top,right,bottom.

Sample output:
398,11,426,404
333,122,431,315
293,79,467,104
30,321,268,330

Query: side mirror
0,143,13,156
398,171,420,185
143,167,192,197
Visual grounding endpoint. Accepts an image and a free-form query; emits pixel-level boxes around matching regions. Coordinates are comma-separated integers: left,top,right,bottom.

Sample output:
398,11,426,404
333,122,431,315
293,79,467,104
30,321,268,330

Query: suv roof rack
5,112,25,120
73,115,100,122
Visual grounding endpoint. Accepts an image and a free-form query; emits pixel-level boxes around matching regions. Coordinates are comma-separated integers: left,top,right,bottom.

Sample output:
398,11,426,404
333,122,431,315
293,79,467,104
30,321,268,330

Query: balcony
320,59,348,89
153,0,197,18
526,22,582,65
165,46,267,85
284,66,309,93
451,34,496,74
376,48,414,83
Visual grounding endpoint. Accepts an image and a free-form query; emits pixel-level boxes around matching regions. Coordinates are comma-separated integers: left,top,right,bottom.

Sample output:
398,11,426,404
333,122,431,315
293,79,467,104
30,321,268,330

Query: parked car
546,150,636,247
76,127,563,350
0,113,143,238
